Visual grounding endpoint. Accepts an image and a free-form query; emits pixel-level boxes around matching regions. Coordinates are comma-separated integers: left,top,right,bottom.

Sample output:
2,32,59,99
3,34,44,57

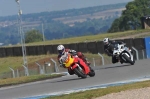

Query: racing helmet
57,45,65,55
103,38,109,45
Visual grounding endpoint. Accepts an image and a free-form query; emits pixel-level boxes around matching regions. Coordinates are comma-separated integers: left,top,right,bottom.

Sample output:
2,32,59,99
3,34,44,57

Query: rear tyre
68,69,74,75
74,68,87,78
88,66,95,77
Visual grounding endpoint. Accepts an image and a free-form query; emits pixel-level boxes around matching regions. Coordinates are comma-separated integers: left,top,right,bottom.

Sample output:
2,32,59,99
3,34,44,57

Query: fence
0,48,149,79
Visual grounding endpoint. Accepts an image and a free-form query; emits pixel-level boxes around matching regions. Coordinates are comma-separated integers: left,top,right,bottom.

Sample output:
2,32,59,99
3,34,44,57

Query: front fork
121,51,134,61
71,63,90,74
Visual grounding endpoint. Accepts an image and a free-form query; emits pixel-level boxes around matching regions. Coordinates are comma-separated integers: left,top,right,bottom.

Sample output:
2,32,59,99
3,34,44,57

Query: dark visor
58,49,64,54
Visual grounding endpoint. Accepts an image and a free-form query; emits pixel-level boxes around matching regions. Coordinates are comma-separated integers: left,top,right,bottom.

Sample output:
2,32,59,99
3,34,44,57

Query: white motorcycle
113,43,135,65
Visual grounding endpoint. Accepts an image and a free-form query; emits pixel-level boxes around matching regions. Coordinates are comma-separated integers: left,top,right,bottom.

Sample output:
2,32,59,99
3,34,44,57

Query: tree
25,30,43,43
108,0,150,33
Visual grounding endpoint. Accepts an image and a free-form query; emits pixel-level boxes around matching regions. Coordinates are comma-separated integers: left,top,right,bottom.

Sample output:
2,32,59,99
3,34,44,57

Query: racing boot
83,58,91,66
120,60,123,64
86,61,91,66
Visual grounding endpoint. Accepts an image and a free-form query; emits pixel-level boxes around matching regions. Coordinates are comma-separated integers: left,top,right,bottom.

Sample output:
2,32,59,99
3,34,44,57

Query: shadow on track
99,64,131,70
50,77,82,83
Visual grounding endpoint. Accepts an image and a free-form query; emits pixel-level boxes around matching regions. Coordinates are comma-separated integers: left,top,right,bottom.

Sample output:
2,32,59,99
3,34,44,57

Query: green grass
0,53,109,76
43,80,150,99
0,74,63,87
0,55,54,74
135,33,150,38
28,29,150,46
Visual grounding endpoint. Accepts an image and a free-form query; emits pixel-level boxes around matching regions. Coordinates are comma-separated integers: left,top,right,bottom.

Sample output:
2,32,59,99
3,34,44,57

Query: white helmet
57,45,65,55
103,38,109,45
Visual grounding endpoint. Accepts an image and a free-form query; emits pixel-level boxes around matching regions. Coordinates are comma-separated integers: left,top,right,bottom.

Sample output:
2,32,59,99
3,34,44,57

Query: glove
72,52,77,56
69,50,76,53
105,49,112,56
59,64,63,67
69,50,77,56
59,64,65,68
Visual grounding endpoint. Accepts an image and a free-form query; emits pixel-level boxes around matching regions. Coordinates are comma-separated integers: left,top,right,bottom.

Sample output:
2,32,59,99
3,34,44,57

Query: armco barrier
5,47,14,56
124,38,134,48
63,44,70,50
133,38,145,50
87,41,98,54
78,42,88,53
68,43,78,52
0,48,6,57
26,46,37,55
13,47,22,56
36,45,46,55
52,45,59,54
96,41,104,54
45,45,54,54
0,38,147,57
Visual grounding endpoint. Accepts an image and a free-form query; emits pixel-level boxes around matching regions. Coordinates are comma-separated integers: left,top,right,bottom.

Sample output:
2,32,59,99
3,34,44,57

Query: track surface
0,59,150,99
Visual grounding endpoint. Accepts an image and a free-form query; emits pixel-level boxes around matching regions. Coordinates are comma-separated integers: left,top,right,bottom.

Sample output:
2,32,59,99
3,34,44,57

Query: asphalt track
0,59,150,99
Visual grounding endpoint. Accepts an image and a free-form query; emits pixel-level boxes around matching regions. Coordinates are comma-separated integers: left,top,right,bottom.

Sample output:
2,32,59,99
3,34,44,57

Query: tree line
108,0,150,33
1,0,149,44
26,0,150,43
0,3,126,45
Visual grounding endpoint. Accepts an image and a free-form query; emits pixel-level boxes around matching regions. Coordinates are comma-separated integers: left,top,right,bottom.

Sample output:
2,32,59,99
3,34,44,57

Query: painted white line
20,75,150,99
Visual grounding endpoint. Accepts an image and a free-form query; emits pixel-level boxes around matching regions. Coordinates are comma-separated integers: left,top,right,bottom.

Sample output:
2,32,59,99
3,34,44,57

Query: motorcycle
59,52,95,78
113,43,135,65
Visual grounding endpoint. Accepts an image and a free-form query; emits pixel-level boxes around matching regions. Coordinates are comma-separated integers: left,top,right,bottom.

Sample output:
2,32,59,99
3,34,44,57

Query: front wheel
74,68,87,78
122,54,134,65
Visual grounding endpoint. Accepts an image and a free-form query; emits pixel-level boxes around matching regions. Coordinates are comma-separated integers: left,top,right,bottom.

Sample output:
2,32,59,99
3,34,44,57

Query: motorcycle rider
57,44,90,75
103,38,124,64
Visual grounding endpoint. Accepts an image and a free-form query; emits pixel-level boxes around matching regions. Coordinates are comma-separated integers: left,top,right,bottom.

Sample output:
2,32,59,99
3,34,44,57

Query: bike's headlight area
114,52,120,55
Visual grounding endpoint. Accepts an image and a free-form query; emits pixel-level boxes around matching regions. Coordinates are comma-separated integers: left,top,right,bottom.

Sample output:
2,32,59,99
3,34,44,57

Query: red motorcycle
59,52,95,78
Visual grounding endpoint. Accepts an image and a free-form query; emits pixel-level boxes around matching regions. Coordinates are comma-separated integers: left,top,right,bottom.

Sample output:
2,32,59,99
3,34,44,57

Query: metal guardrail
3,49,149,79
51,58,59,72
132,46,139,60
98,53,105,65
9,67,15,78
22,65,29,76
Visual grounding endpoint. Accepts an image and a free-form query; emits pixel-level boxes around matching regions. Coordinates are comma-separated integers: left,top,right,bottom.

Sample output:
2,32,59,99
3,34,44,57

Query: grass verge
0,53,109,78
0,55,56,75
0,74,63,87
43,80,150,99
7,29,150,47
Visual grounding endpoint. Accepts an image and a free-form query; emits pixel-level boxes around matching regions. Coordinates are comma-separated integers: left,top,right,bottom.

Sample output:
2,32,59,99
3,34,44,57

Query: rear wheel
74,67,87,78
122,54,134,65
88,66,95,77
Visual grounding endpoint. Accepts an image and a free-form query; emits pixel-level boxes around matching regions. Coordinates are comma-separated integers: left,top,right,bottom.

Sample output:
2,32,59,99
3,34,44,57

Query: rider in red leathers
57,44,90,75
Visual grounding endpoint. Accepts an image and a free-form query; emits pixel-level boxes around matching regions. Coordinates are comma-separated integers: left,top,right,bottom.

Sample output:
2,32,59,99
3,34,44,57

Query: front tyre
122,54,134,65
74,68,87,78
